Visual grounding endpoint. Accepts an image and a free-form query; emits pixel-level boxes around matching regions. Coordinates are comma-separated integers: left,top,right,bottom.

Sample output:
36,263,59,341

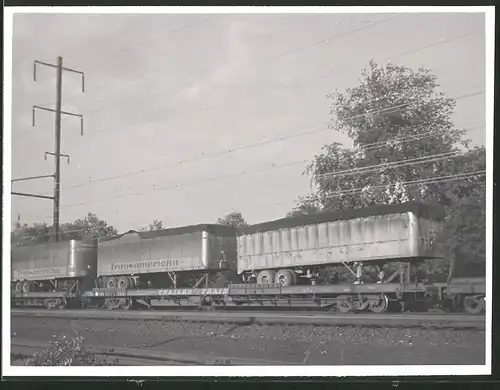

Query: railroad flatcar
237,202,444,286
96,224,238,290
436,252,486,314
10,202,485,314
11,239,98,308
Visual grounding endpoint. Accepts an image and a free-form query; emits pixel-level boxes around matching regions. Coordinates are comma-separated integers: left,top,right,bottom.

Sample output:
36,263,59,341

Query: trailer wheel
22,281,32,293
14,282,22,293
117,276,129,289
106,277,118,289
275,269,295,287
257,270,276,285
127,277,136,288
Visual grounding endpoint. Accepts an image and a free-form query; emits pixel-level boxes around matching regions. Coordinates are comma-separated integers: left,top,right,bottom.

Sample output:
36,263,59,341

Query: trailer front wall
98,229,237,277
237,211,438,273
11,239,98,282
415,214,444,258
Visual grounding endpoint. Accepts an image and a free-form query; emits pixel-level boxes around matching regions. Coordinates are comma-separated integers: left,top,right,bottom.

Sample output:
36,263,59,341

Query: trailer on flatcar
10,202,485,314
91,224,238,309
237,202,444,285
11,239,98,309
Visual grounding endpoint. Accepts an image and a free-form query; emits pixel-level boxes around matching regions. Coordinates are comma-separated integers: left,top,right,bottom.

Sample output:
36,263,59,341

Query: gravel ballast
11,316,485,365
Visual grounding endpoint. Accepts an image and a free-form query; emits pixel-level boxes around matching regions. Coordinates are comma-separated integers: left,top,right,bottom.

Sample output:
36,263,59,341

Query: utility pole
53,56,63,243
12,57,84,242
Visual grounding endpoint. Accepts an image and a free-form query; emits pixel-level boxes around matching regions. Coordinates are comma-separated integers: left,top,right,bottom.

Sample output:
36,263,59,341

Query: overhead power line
52,15,400,108
15,168,487,233
275,170,486,208
24,136,484,219
316,151,462,180
17,28,481,149
36,89,483,195
56,24,478,125
67,29,483,139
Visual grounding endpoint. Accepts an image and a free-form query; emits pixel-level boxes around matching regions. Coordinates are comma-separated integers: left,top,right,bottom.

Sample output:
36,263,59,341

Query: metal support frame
193,273,209,289
167,272,177,288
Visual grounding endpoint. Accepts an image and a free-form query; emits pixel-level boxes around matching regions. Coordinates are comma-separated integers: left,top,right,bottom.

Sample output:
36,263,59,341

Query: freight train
10,202,486,314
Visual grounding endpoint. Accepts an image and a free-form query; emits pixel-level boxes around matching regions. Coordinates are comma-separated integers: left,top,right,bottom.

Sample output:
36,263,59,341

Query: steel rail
11,309,485,329
11,339,292,366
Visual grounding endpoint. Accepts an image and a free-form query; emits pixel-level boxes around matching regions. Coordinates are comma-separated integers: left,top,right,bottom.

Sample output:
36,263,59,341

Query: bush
23,334,119,366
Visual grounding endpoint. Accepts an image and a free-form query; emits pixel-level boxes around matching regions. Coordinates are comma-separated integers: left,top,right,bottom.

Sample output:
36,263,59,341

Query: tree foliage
289,60,486,280
216,211,249,227
139,219,165,232
11,213,118,245
61,213,118,240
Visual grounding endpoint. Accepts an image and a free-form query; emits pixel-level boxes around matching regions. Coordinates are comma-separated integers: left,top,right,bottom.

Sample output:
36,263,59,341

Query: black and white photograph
3,6,493,376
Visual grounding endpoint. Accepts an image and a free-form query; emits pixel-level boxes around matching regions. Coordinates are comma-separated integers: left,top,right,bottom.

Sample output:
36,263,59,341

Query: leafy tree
11,222,53,246
139,219,165,232
61,213,117,240
11,213,118,245
216,211,249,227
286,195,321,218
435,147,486,280
290,60,485,281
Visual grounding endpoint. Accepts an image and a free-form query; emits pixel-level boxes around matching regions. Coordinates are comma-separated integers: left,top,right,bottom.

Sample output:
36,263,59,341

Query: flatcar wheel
337,296,353,313
56,298,67,310
257,270,276,285
120,298,133,310
105,298,119,310
369,295,389,313
15,282,22,294
463,296,483,315
275,269,295,287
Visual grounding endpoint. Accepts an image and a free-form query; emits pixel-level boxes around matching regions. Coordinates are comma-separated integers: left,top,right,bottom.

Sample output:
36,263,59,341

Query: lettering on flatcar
157,288,228,296
110,259,180,272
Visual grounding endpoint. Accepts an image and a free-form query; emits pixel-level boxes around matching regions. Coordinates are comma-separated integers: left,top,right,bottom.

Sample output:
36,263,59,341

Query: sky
9,11,486,232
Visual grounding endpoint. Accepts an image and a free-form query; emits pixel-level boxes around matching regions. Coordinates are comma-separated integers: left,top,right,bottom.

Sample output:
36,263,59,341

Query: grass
15,333,119,366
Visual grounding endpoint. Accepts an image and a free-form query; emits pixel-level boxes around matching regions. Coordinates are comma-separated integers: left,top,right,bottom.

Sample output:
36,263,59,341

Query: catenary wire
47,23,479,119
15,168,487,234
42,15,401,108
279,170,487,208
33,89,484,195
24,139,484,219
17,28,482,151
38,27,481,138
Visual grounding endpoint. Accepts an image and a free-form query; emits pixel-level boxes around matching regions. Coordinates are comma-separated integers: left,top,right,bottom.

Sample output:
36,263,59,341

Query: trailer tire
117,276,129,289
257,270,276,285
106,277,118,289
22,281,32,293
275,269,296,287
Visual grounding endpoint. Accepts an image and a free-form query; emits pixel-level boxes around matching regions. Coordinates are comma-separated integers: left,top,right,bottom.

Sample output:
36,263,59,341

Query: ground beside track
11,316,485,365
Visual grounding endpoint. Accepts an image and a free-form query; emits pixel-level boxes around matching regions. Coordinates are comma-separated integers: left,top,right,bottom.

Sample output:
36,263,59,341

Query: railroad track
11,338,291,366
11,309,485,329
